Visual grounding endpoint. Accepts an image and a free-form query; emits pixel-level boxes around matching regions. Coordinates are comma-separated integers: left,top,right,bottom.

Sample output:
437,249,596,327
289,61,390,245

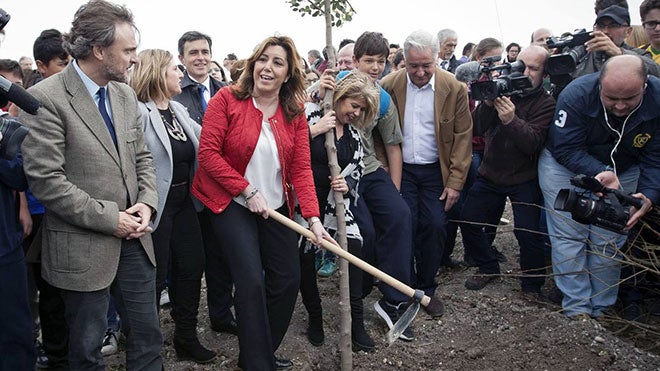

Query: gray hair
404,30,439,60
436,28,458,44
63,0,137,60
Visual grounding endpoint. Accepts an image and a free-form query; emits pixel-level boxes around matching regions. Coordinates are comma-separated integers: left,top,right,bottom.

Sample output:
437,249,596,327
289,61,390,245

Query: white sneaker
159,288,170,307
101,330,118,356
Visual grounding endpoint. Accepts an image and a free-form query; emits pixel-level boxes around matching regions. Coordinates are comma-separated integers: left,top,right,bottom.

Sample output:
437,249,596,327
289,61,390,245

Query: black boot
173,336,216,364
307,314,324,346
348,240,375,352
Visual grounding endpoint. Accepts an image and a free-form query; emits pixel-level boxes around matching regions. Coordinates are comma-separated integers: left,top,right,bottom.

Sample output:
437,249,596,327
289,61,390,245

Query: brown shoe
465,273,497,290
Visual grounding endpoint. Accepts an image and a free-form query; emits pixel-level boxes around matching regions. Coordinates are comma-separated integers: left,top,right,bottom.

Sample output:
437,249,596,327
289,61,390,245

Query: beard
102,55,129,83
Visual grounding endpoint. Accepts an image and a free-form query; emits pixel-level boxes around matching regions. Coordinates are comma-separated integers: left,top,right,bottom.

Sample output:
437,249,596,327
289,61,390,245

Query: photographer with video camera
546,5,660,98
539,54,658,319
456,45,556,294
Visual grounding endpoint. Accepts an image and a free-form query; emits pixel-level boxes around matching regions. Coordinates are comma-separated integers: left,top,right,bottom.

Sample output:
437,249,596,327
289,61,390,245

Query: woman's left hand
329,175,349,195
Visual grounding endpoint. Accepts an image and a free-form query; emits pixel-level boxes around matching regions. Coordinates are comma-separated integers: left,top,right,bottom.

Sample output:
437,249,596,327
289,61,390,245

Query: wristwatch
308,216,321,226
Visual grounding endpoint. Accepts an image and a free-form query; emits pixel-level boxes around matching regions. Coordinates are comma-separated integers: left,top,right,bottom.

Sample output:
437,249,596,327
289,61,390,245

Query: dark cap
595,5,630,26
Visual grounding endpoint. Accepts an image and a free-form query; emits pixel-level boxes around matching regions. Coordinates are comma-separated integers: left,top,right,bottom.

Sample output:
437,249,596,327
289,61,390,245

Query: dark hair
640,0,660,20
595,0,628,13
225,53,237,61
389,43,400,49
506,42,521,52
33,29,69,65
354,31,389,60
0,59,24,79
322,45,335,60
338,38,355,50
63,0,136,60
177,31,212,56
462,42,475,56
392,49,405,66
470,37,503,61
234,36,306,122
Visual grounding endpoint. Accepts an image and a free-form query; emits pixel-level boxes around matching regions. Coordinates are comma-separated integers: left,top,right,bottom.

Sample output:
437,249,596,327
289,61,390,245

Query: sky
0,0,647,68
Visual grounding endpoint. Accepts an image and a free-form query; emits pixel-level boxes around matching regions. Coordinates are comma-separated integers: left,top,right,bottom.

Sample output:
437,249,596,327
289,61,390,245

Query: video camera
456,55,533,101
554,174,644,234
545,29,592,76
0,7,40,160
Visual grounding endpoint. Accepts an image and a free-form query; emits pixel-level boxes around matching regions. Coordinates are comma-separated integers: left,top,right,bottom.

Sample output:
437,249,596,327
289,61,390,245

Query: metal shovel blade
386,301,420,345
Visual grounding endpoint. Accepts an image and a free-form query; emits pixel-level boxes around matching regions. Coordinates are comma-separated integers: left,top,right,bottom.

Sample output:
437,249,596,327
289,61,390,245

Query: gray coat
20,63,158,292
138,100,202,228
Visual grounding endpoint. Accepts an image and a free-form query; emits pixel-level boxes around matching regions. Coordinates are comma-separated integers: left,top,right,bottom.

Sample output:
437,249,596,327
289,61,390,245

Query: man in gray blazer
20,1,162,369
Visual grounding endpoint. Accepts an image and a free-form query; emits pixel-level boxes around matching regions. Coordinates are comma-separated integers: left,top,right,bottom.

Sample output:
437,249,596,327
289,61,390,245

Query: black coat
172,72,226,124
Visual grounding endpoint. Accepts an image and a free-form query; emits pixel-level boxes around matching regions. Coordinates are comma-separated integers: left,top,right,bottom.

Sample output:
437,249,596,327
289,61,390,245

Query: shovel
268,208,432,344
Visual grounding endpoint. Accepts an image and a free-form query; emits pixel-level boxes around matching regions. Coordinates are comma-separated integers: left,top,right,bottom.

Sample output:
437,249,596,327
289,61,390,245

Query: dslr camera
554,174,644,234
470,56,533,101
545,29,593,76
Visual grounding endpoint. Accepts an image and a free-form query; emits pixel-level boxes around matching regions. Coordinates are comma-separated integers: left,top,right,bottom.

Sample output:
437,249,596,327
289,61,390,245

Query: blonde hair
130,49,173,103
333,70,380,129
625,25,650,48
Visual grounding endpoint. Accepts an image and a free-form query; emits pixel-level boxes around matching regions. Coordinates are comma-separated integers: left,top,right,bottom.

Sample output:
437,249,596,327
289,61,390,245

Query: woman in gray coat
130,49,215,364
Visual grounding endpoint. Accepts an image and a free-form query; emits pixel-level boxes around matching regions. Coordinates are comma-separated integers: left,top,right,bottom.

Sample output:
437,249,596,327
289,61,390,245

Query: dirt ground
108,203,660,370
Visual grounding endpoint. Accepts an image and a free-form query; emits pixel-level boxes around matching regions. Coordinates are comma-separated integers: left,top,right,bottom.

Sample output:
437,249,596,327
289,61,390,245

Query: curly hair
63,0,136,60
232,35,306,122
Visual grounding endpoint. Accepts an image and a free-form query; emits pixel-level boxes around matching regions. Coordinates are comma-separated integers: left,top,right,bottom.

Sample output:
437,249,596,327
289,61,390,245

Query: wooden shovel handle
268,208,431,307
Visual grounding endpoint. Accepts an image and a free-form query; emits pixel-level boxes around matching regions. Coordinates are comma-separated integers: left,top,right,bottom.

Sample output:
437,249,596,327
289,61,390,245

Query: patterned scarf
296,103,365,252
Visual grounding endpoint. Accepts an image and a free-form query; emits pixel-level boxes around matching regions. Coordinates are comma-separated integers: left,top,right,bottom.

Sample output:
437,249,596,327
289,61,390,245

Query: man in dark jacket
0,130,35,370
173,31,226,125
172,30,236,337
539,54,658,318
460,45,556,293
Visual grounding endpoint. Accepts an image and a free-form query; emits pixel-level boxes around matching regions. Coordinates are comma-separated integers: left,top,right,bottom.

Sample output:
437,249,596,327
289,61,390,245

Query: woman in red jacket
192,35,329,371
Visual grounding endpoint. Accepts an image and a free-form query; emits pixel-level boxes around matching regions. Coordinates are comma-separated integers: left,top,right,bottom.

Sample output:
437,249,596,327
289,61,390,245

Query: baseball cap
595,5,630,26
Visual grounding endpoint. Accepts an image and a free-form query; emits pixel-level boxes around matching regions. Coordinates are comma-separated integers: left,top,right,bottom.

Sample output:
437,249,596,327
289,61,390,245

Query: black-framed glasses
642,20,660,30
594,23,627,30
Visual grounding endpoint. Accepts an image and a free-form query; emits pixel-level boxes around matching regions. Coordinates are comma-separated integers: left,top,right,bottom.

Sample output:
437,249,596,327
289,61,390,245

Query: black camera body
470,56,533,101
546,29,593,76
554,174,644,234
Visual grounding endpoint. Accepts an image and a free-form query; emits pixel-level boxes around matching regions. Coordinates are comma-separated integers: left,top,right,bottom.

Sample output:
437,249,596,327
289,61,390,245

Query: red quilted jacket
192,86,319,219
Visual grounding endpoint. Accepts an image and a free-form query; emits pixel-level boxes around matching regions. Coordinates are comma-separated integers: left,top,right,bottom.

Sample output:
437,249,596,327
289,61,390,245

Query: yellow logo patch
633,133,651,148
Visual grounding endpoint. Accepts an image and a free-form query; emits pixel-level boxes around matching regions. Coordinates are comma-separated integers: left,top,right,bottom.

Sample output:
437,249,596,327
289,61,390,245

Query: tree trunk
323,0,351,369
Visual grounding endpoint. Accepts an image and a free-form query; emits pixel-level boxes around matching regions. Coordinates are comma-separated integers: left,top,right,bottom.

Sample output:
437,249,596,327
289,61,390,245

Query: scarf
296,103,365,252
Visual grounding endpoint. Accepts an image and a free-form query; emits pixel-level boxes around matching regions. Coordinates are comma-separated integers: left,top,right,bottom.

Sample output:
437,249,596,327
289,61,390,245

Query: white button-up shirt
402,74,438,164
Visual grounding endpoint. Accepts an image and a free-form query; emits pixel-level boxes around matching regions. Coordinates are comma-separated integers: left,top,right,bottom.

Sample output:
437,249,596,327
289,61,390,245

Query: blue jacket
546,72,660,204
0,152,27,260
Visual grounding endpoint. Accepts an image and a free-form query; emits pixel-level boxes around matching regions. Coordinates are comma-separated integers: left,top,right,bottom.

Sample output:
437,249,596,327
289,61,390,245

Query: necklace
160,107,188,142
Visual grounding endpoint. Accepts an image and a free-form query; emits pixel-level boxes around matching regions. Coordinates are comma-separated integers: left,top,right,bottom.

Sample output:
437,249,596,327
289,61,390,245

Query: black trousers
300,238,365,323
210,202,300,371
152,184,205,339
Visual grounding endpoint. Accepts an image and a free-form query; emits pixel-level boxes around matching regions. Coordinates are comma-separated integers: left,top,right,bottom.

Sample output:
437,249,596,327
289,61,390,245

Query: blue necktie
199,84,208,112
97,87,117,148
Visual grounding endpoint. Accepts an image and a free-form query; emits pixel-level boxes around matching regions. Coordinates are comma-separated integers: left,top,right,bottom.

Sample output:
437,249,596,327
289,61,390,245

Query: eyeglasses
642,20,660,30
594,23,627,30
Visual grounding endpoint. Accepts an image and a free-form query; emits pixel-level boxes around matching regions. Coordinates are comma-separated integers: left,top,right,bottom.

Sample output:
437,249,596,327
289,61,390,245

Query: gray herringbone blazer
20,63,158,292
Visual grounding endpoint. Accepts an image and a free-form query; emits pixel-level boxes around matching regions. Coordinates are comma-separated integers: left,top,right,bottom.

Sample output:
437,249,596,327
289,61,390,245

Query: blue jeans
401,162,447,296
61,239,162,370
538,149,639,317
354,167,413,303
